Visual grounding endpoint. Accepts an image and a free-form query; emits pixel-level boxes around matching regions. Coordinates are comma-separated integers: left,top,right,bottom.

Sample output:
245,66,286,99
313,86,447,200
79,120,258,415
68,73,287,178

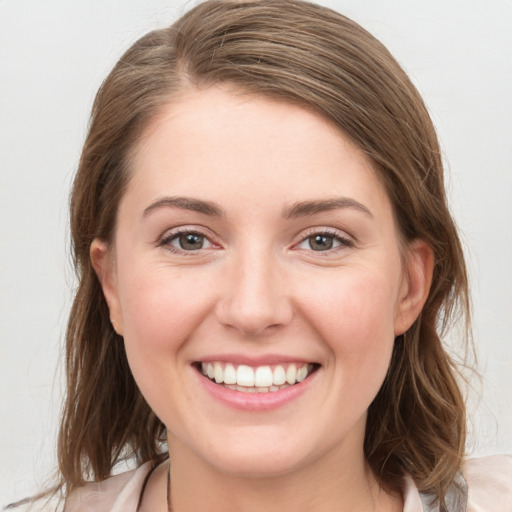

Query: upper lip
193,353,319,366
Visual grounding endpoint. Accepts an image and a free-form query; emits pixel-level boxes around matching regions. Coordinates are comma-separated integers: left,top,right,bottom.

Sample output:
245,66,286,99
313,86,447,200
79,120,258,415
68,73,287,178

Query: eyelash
158,227,354,254
294,228,354,254
159,228,217,255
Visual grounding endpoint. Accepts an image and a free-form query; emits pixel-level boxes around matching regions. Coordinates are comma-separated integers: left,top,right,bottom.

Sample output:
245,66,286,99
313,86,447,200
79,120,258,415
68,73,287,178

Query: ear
394,239,434,336
90,238,124,335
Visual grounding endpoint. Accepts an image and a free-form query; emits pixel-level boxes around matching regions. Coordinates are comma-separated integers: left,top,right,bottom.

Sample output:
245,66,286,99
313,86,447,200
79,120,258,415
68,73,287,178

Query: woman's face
93,86,430,478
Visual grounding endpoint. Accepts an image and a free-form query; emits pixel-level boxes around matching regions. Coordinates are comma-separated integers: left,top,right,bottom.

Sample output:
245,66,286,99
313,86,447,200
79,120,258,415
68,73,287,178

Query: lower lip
196,368,317,412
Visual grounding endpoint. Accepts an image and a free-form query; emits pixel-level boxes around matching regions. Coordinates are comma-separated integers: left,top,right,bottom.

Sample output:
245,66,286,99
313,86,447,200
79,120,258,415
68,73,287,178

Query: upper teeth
201,362,311,387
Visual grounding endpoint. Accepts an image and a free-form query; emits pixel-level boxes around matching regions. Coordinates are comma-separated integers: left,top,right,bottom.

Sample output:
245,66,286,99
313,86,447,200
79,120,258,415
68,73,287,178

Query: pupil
310,235,333,251
180,233,203,250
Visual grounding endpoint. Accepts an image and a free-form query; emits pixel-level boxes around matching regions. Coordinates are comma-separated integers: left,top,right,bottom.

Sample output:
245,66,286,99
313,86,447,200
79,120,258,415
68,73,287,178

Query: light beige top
66,455,512,512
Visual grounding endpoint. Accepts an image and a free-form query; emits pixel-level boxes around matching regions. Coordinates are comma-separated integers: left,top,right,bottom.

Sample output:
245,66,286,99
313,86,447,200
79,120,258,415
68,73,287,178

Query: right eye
160,229,215,253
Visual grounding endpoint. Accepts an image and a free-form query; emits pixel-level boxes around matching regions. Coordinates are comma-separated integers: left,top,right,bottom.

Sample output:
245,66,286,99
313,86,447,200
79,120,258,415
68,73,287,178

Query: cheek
286,266,402,436
116,267,215,418
299,267,399,360
118,267,213,355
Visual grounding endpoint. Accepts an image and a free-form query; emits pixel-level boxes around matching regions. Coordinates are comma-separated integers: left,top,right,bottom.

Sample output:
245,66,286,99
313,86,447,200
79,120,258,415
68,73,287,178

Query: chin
204,450,307,479
187,427,327,480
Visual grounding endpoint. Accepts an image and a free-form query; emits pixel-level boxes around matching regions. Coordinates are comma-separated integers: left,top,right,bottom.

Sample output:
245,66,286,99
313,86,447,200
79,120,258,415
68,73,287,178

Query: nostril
214,263,293,336
215,298,294,337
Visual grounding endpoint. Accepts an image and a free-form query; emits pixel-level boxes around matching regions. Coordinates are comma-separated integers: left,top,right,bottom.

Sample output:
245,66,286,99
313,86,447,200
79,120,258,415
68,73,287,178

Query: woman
32,0,512,510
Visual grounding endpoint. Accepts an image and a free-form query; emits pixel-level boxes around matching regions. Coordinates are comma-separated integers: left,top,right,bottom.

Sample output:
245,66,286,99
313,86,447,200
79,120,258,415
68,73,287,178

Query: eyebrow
282,198,373,219
142,196,225,218
142,195,373,220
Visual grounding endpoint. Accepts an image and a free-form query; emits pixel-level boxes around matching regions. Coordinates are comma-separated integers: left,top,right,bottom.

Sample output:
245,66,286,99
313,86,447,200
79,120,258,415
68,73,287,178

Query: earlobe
395,239,434,336
90,238,124,335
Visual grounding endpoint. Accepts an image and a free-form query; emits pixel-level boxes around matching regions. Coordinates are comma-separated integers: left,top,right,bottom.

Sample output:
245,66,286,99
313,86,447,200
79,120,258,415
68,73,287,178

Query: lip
196,353,314,366
194,360,319,412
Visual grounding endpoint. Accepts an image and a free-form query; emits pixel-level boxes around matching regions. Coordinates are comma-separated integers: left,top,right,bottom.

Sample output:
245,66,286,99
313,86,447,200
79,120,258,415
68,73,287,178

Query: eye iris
309,234,333,251
179,233,204,250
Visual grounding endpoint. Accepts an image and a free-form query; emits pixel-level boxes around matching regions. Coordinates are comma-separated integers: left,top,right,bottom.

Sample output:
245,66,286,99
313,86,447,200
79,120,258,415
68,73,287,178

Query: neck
167,438,393,512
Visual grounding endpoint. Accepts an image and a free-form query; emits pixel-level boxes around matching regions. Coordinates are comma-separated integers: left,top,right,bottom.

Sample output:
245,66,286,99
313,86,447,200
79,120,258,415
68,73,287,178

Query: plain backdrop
1,0,511,504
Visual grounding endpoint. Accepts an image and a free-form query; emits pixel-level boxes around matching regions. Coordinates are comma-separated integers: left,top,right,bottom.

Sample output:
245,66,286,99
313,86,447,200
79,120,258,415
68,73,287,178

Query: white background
1,0,511,504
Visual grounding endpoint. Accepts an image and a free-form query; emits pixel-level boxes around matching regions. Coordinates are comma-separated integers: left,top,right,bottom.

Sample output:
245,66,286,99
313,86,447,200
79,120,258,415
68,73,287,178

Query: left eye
164,231,214,251
297,233,350,252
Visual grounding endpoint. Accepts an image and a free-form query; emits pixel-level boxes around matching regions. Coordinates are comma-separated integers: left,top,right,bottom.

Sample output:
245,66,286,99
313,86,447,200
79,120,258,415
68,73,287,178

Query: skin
91,86,433,511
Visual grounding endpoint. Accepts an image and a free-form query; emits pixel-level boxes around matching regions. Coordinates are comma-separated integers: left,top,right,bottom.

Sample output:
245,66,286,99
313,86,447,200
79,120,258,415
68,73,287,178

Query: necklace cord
167,461,172,512
136,462,159,512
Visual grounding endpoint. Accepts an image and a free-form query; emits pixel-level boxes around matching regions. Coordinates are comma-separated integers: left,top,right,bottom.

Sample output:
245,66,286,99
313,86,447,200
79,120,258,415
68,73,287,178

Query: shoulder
464,455,512,511
64,461,153,512
403,455,512,512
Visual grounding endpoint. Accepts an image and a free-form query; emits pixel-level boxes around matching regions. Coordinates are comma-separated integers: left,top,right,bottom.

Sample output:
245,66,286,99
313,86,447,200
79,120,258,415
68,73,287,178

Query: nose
215,250,293,337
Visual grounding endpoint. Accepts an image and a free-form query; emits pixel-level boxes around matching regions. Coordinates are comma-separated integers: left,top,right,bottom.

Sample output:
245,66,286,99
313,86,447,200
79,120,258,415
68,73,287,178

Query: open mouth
195,361,320,393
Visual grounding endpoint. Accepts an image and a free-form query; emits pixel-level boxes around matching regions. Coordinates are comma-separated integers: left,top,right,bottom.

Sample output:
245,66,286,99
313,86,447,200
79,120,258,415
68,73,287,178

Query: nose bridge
216,241,292,336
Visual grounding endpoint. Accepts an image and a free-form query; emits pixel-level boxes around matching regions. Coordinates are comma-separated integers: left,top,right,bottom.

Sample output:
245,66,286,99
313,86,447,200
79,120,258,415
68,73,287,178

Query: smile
198,362,318,393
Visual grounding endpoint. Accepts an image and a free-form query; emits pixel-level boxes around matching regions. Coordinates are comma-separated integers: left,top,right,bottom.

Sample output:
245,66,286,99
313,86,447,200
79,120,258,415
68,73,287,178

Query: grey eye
177,233,206,250
307,234,335,251
296,232,352,252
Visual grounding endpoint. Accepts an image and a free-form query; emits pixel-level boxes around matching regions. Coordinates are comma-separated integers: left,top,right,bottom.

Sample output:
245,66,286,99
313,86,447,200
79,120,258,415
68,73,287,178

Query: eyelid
158,225,222,253
292,227,355,252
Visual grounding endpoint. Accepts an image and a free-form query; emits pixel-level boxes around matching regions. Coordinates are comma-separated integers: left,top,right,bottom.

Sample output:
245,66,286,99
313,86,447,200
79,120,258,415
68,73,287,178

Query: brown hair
60,0,469,506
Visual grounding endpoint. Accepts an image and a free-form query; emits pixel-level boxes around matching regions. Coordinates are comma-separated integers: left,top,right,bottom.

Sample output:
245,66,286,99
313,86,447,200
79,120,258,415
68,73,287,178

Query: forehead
124,86,391,219
135,86,353,160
